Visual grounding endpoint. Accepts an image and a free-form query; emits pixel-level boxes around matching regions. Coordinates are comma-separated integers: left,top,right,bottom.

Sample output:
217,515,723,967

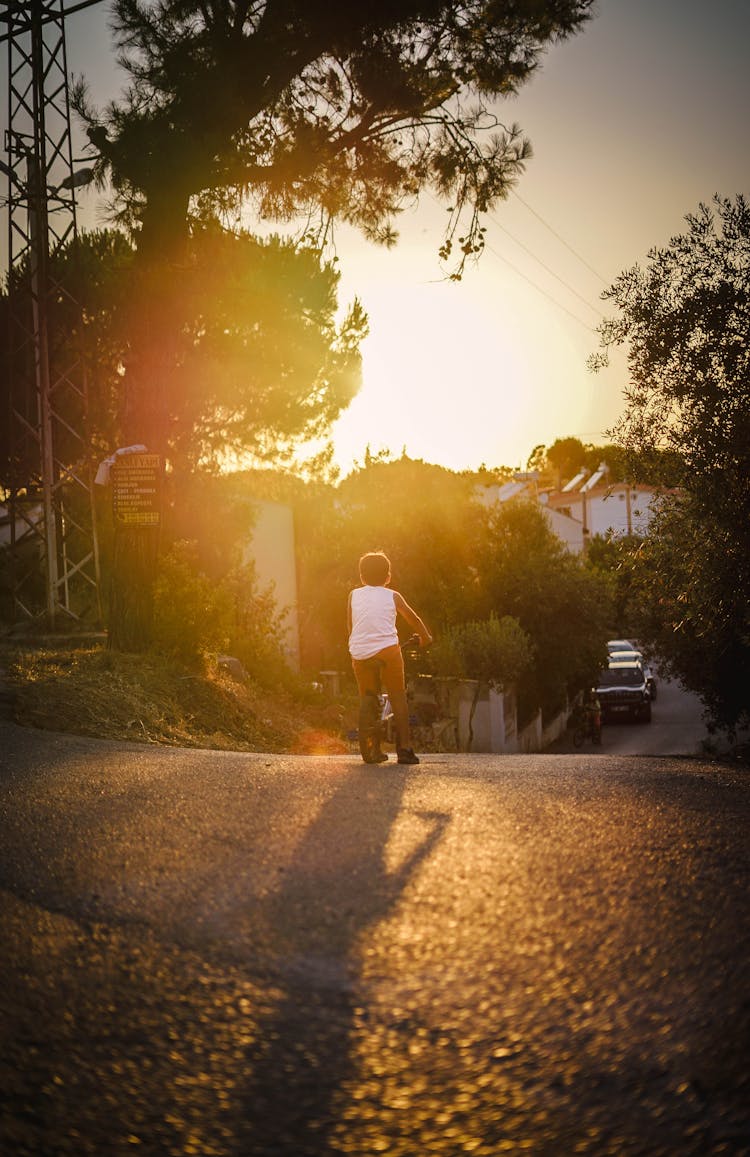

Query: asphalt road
553,676,716,758
1,721,749,1156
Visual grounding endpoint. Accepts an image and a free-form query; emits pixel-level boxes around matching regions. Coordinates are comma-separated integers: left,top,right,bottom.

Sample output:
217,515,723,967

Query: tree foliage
472,499,611,717
258,456,612,718
429,613,533,689
71,0,593,456
146,226,368,472
531,436,681,489
289,453,486,670
1,228,365,482
76,0,593,274
0,230,131,491
593,194,750,730
152,540,291,684
68,0,593,648
585,533,641,637
627,495,749,732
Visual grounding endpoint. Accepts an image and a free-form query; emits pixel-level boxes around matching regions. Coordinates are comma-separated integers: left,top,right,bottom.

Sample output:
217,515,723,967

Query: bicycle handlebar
402,633,423,649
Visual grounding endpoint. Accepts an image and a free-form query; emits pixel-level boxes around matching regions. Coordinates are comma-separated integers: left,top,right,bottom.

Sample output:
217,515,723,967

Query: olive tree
593,194,750,732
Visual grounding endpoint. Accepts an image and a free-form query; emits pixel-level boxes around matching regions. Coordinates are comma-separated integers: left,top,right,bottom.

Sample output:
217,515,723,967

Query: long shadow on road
238,763,449,1155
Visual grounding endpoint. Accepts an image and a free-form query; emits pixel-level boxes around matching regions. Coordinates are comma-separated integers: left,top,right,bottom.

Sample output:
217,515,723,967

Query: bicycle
358,634,421,763
571,706,602,747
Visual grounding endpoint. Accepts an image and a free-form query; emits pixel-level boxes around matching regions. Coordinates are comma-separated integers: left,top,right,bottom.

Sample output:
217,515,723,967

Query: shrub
219,565,301,692
152,541,300,690
429,613,534,689
152,541,234,666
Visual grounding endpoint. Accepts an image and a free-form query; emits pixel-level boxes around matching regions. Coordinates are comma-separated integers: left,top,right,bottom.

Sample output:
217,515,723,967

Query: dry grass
1,641,356,755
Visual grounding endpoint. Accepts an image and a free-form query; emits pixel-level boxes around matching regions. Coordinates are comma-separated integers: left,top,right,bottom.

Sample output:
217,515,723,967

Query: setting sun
3,0,748,482
328,221,624,474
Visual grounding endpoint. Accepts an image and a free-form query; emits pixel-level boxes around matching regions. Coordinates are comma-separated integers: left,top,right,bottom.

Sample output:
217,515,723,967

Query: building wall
0,503,42,548
242,500,300,669
474,484,585,553
590,486,658,536
540,503,585,553
549,485,659,538
476,477,662,557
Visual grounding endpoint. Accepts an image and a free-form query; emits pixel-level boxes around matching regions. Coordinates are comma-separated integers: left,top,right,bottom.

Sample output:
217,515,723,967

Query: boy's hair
359,551,391,586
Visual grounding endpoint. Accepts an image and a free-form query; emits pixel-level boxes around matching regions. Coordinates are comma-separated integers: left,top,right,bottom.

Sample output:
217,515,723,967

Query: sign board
112,453,162,527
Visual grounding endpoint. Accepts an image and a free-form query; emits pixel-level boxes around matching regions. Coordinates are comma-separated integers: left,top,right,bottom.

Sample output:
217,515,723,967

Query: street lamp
50,166,96,195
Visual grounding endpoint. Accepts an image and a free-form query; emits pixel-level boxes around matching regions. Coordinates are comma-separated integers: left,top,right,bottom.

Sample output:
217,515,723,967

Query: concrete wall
447,678,569,753
451,681,519,753
242,500,300,669
413,675,569,754
517,710,543,754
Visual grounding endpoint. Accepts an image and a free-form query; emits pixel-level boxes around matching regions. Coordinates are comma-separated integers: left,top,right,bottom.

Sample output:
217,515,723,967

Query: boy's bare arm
393,591,433,646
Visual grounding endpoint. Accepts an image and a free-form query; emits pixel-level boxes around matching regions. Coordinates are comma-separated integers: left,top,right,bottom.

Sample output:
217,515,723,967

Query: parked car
608,649,657,701
607,638,638,655
596,660,652,722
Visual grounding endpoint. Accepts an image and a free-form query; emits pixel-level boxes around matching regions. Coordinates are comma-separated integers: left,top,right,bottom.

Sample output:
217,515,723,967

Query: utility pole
2,0,103,630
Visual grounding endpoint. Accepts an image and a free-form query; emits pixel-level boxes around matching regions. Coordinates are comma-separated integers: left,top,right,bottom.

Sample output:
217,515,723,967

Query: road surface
1,721,749,1155
553,675,719,758
600,676,715,757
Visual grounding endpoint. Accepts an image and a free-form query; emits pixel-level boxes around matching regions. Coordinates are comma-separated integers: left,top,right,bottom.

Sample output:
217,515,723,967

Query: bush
152,541,234,666
429,613,534,689
152,540,302,690
219,566,302,693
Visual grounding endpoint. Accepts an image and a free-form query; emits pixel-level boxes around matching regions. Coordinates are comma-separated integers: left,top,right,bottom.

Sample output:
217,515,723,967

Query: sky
5,0,750,476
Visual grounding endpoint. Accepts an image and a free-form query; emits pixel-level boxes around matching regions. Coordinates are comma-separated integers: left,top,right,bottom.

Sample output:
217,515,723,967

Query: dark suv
596,660,652,723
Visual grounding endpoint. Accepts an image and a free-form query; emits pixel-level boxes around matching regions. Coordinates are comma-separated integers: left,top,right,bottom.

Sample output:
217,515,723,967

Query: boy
348,551,432,765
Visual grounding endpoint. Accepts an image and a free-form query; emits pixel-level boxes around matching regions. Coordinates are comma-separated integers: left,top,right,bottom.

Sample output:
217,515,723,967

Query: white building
0,502,42,548
546,481,661,540
475,477,586,554
475,466,663,553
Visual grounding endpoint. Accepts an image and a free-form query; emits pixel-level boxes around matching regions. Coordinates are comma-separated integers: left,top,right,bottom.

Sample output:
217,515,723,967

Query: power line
510,189,609,286
427,190,601,331
482,237,599,332
488,214,605,320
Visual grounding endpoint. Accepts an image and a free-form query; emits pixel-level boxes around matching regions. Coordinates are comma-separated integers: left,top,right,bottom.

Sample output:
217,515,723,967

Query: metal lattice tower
2,0,102,629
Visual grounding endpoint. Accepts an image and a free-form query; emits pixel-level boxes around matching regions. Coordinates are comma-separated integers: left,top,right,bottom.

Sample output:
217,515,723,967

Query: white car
607,638,637,655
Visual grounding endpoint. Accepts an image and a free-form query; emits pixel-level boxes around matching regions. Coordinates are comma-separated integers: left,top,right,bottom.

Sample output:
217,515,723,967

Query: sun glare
330,263,615,476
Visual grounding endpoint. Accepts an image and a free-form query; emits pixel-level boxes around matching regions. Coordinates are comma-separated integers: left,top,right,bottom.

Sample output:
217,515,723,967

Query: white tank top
349,585,398,660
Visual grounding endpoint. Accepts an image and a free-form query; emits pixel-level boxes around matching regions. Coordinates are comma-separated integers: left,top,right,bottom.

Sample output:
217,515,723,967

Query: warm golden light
53,2,750,479
329,238,624,474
